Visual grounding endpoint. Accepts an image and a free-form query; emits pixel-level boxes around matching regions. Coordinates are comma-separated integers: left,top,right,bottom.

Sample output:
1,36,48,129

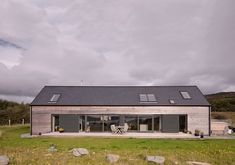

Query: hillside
0,99,29,125
205,92,235,112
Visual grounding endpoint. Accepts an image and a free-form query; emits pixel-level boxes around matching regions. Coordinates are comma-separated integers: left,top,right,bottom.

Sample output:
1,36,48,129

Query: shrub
194,129,200,136
213,114,227,120
59,128,64,133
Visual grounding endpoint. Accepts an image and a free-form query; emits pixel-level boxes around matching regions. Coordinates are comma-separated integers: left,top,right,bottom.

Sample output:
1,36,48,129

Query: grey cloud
0,38,23,49
0,0,235,103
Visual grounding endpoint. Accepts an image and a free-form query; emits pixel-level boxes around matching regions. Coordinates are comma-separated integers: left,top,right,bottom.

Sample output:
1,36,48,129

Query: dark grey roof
30,86,210,106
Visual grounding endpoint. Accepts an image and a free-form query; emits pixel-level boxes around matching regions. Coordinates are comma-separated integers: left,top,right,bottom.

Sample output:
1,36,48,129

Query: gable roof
30,86,210,106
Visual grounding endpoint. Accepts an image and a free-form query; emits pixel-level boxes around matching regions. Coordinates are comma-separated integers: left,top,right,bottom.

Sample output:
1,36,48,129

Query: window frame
169,99,175,104
48,94,61,103
139,93,157,103
139,94,148,102
180,91,191,99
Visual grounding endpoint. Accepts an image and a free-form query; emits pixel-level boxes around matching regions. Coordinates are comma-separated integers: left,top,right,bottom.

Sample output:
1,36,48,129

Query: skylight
180,91,191,99
139,94,157,102
147,94,157,102
49,94,61,102
139,94,148,102
169,99,175,104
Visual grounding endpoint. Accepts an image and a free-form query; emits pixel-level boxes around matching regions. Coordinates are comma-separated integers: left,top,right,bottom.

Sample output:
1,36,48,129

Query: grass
0,125,235,165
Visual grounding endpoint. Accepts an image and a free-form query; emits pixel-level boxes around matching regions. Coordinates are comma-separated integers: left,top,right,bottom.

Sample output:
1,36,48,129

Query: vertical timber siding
31,106,209,135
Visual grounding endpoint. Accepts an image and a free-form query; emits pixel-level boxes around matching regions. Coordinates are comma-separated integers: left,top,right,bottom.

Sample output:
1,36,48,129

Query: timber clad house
30,86,211,135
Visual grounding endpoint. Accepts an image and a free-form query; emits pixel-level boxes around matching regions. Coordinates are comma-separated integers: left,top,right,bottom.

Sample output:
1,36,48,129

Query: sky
0,0,235,103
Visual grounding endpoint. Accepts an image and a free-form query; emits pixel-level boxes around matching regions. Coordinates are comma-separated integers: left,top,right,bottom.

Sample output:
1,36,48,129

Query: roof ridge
44,85,198,88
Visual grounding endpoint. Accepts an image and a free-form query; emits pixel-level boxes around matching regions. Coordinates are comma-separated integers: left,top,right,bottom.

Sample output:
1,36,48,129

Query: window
87,115,103,132
103,115,121,132
139,94,148,102
179,115,187,132
169,99,175,104
139,94,157,102
49,94,61,103
147,94,157,102
125,115,138,131
139,116,153,131
154,116,160,131
180,91,191,99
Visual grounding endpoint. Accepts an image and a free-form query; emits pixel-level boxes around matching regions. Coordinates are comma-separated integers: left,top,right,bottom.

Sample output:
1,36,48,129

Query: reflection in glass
86,115,103,132
125,116,138,131
79,115,85,132
104,115,120,131
139,116,152,131
154,116,160,131
179,115,187,132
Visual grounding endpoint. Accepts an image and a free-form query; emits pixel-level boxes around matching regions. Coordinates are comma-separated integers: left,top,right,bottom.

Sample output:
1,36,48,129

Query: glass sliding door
54,115,59,131
51,114,167,133
103,115,120,132
154,116,160,131
78,115,86,132
58,114,79,132
86,115,103,132
179,115,187,132
139,116,153,132
125,115,138,131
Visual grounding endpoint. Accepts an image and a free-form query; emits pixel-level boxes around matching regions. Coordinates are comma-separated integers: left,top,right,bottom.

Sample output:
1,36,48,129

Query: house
30,86,211,135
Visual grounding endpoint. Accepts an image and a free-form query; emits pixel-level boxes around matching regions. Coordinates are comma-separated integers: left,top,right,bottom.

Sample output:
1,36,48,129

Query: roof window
49,94,61,103
169,99,175,104
139,94,157,102
147,94,157,102
139,94,148,102
180,91,191,99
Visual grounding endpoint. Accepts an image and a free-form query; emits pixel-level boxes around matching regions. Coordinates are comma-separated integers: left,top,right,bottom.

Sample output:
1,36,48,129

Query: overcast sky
0,0,235,103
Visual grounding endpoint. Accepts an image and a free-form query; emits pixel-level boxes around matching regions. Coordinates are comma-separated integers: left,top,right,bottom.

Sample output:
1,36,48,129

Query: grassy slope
0,125,235,165
207,92,235,126
206,92,235,112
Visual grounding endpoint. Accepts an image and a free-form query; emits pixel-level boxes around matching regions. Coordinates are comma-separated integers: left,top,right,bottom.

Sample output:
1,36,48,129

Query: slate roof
30,86,210,106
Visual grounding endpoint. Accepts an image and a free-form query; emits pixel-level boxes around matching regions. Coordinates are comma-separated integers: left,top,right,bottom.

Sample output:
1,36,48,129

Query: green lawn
0,125,235,165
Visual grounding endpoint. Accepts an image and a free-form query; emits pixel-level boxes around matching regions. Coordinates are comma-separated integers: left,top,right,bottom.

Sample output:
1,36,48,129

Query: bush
59,128,64,133
200,131,204,138
210,100,232,112
194,129,200,136
0,100,29,125
213,114,227,120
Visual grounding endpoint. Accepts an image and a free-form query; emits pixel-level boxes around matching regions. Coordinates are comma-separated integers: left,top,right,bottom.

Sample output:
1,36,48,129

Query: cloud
0,46,22,69
0,0,235,102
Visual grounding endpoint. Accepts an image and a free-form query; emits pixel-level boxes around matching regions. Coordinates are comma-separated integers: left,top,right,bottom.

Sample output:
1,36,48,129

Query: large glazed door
59,114,79,132
161,115,179,133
